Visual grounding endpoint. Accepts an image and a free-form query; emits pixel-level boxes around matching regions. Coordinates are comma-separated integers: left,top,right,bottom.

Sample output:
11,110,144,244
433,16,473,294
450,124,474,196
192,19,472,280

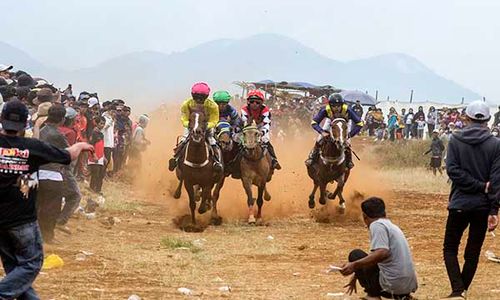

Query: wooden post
375,90,378,100
409,90,414,103
461,97,465,104
483,97,486,102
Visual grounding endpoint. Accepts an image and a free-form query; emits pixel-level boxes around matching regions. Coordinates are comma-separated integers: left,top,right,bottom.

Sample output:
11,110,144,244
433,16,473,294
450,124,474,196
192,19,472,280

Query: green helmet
213,90,231,103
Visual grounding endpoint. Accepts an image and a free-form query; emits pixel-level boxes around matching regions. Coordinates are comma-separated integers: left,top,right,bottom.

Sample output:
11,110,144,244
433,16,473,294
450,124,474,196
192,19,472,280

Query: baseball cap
465,101,491,121
432,129,439,134
65,107,77,119
34,88,55,104
88,97,99,108
1,99,29,131
0,64,13,73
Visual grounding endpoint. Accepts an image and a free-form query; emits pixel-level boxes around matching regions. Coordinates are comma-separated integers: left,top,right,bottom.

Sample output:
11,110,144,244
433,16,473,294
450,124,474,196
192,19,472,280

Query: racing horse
175,109,220,225
240,121,273,224
306,118,349,211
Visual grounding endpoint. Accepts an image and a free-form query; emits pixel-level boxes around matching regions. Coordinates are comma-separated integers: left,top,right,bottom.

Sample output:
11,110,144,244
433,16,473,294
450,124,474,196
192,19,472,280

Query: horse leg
194,185,201,202
173,178,183,199
309,183,319,209
184,182,196,225
198,185,212,214
319,182,327,205
242,178,255,224
264,187,271,201
256,184,265,219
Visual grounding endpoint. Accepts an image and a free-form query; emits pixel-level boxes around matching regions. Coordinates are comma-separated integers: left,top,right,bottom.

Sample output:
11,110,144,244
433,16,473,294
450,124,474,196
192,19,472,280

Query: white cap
88,97,99,108
0,64,13,72
432,129,439,133
466,101,491,121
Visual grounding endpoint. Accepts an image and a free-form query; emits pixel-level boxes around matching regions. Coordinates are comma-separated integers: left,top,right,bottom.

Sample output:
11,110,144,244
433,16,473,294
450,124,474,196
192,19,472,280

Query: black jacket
446,123,500,214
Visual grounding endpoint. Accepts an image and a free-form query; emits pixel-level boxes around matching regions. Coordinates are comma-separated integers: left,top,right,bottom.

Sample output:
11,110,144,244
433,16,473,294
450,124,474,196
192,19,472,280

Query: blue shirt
311,104,364,137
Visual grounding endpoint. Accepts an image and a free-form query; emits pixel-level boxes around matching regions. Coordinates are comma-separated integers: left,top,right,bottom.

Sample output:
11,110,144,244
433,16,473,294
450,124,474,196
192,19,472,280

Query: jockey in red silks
240,90,281,170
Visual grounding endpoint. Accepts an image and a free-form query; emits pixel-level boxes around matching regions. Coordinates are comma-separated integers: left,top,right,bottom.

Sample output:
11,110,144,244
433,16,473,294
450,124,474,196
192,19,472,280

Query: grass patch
366,139,448,169
160,237,202,253
379,167,450,194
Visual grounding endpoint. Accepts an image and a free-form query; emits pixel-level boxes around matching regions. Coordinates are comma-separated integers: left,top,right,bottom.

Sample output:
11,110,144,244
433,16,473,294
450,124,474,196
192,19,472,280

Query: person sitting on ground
424,129,445,175
340,197,418,300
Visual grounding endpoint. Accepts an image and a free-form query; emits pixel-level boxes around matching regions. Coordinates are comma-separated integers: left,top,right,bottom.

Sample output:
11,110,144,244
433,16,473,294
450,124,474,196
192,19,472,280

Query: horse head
189,110,206,144
216,121,233,152
242,120,261,150
319,118,347,159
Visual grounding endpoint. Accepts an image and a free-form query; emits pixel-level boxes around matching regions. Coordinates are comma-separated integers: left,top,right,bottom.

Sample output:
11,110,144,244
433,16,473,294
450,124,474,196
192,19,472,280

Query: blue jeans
0,222,43,300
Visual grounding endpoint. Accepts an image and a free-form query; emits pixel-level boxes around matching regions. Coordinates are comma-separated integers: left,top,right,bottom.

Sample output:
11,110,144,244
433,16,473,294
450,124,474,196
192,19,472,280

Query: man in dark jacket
424,129,445,175
443,101,500,299
494,105,500,127
0,100,93,299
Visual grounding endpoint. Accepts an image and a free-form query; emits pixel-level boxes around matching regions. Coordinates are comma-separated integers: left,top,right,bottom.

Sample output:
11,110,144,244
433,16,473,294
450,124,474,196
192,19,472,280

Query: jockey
168,82,223,173
305,93,364,169
213,90,242,131
241,90,281,170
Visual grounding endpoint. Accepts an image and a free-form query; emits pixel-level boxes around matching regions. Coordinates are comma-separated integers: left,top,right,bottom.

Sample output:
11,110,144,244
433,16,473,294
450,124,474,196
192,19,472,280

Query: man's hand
66,142,94,161
344,275,357,295
485,181,490,193
488,215,498,232
340,262,355,276
321,131,330,138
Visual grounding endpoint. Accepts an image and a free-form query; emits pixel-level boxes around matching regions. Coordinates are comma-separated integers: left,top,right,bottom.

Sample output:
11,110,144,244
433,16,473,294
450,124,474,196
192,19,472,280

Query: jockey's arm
260,109,271,136
206,100,220,129
311,108,327,134
229,105,242,128
347,107,364,138
180,100,191,128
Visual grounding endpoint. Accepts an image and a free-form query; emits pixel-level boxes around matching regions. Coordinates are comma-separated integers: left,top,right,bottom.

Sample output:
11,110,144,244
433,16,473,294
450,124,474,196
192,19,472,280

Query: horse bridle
319,118,347,166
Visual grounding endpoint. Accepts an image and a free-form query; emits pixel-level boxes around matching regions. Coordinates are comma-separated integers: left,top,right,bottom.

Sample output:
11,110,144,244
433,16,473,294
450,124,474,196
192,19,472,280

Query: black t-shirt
0,134,71,229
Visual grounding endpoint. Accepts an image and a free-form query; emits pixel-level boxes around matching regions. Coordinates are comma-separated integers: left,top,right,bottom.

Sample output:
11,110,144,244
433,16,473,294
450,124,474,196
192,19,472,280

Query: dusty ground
26,113,500,299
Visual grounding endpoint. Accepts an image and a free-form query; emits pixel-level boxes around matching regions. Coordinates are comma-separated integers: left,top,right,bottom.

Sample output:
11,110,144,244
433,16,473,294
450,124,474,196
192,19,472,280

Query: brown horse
175,110,220,225
306,118,349,211
240,122,273,224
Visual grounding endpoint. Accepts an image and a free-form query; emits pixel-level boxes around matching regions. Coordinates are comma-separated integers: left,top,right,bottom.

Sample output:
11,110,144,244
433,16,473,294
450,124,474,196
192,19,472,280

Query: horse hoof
198,205,208,215
173,190,181,199
248,216,256,224
319,198,326,205
264,194,271,201
339,203,346,209
308,201,315,209
337,203,346,214
210,216,223,226
327,192,335,199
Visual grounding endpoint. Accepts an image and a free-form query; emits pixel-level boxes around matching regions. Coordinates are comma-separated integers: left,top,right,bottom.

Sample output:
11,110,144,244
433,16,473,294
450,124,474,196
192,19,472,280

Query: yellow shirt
180,98,219,129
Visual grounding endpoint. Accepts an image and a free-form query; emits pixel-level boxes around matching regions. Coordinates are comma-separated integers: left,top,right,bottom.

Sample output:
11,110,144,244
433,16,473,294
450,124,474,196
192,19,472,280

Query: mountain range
0,34,481,107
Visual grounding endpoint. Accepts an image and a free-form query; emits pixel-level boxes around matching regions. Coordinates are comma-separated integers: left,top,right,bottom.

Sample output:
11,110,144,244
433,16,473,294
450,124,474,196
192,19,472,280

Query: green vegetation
160,237,202,253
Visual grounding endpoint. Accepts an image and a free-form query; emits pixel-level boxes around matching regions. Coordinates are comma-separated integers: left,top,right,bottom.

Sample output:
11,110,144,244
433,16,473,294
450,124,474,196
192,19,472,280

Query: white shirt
102,113,115,148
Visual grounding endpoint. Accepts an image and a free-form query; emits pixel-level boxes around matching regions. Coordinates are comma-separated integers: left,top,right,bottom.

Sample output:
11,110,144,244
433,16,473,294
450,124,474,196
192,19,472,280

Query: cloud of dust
133,105,393,223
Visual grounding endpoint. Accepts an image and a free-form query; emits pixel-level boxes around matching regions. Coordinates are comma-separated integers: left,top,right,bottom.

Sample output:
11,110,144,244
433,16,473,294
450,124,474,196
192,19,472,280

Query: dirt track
31,112,500,299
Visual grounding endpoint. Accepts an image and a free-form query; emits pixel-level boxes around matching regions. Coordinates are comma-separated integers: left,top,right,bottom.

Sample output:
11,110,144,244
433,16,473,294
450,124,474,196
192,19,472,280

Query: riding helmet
213,90,231,103
328,93,344,105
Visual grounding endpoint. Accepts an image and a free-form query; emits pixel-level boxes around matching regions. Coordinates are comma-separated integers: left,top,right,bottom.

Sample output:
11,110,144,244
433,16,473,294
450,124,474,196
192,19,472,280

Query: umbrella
339,90,377,106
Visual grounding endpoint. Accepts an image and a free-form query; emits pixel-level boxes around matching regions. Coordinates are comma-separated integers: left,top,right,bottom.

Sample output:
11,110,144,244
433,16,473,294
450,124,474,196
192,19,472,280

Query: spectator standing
427,106,438,138
494,105,500,127
442,101,500,299
0,100,92,299
413,106,425,138
387,107,399,142
102,104,116,175
416,116,426,139
404,108,414,139
88,116,106,194
424,129,445,175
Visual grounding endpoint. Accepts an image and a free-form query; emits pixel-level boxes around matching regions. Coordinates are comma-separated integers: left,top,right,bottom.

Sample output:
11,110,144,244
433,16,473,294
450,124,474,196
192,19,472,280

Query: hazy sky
1,0,499,101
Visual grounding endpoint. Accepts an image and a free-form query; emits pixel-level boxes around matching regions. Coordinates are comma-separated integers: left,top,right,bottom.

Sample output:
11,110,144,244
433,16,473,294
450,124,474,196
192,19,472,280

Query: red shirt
58,126,77,146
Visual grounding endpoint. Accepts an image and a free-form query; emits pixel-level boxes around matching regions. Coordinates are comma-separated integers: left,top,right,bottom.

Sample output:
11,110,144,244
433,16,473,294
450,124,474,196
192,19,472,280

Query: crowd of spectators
0,63,150,243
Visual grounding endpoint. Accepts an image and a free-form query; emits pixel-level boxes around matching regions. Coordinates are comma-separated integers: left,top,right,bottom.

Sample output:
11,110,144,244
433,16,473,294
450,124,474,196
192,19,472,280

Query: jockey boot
168,157,177,172
265,142,281,170
345,148,354,169
212,145,223,173
168,141,185,171
305,144,320,167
